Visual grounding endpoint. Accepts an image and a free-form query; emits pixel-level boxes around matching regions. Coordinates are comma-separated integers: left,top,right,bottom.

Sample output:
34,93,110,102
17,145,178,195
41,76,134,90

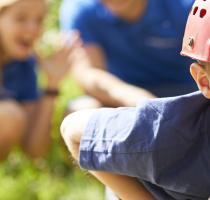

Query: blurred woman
0,0,71,161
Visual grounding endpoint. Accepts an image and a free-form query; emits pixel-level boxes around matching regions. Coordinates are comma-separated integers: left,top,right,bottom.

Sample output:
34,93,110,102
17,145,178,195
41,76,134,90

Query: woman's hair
0,0,20,12
0,0,48,13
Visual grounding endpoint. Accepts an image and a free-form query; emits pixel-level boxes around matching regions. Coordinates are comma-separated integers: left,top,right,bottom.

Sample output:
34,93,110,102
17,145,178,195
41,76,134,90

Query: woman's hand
39,32,82,89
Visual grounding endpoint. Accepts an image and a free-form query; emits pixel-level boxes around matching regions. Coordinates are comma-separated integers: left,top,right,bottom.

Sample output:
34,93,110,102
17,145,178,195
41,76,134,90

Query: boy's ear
190,63,210,99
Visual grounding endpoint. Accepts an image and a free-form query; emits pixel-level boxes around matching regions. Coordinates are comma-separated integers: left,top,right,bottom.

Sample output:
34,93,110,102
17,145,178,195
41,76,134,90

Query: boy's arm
61,109,155,200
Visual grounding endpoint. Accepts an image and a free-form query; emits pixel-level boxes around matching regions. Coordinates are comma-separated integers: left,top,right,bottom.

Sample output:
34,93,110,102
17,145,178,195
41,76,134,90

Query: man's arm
70,44,156,107
61,110,155,200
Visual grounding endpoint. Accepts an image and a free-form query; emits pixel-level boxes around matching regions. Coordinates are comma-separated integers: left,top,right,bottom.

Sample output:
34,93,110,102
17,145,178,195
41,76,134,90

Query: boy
61,0,210,199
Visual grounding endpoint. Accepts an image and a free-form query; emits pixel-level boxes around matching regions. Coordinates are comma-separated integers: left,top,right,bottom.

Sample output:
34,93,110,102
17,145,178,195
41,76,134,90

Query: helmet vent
193,7,198,15
200,9,207,18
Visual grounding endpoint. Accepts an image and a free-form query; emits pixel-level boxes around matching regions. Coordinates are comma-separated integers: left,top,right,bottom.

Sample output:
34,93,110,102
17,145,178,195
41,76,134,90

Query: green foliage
0,151,103,200
0,1,104,199
45,0,62,30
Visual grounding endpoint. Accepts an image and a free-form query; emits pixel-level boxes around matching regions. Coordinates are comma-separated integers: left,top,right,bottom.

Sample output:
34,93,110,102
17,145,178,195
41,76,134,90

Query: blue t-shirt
60,0,197,97
2,57,39,102
80,92,210,200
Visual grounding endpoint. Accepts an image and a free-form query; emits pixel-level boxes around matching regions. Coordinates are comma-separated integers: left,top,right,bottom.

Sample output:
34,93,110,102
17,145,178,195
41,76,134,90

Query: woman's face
0,0,46,60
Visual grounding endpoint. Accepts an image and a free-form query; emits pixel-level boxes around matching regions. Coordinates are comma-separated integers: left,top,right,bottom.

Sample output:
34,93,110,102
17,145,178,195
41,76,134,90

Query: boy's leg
0,100,26,161
61,110,155,200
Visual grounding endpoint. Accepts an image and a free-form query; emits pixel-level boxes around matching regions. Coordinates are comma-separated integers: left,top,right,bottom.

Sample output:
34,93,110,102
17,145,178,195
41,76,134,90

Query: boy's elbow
61,113,80,140
60,114,71,141
60,109,97,159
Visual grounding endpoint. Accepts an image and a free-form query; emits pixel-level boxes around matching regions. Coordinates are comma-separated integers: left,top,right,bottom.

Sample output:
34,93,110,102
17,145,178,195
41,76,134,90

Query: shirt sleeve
79,100,166,181
18,58,40,102
60,0,99,44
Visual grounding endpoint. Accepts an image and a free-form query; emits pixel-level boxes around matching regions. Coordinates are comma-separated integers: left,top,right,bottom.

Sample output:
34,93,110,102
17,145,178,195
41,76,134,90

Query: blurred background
0,0,103,199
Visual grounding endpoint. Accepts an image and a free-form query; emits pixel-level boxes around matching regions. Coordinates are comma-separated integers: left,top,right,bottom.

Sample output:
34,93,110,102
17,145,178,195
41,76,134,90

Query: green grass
0,1,104,199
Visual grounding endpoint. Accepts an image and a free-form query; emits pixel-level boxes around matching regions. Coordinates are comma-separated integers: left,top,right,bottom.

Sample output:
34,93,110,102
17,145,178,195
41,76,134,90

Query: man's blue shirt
60,0,196,96
2,57,39,102
79,92,210,199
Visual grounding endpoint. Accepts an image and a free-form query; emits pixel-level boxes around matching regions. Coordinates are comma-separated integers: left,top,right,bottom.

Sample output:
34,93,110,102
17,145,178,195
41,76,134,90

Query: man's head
181,0,210,98
101,0,147,21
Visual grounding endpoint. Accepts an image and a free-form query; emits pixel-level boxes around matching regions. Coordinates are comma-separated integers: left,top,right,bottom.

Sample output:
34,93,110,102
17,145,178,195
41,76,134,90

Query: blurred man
60,0,196,108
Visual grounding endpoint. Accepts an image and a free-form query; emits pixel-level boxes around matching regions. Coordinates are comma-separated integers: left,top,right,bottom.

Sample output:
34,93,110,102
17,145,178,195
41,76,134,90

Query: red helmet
181,0,210,62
